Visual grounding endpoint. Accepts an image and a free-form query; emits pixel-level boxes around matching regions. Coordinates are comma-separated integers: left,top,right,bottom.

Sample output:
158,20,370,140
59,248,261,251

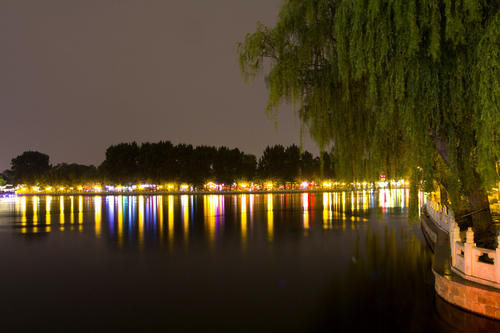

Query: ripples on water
1,190,418,248
0,190,463,331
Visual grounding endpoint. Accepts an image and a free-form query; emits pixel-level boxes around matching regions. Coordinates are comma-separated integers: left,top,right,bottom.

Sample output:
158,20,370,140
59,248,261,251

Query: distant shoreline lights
8,180,410,195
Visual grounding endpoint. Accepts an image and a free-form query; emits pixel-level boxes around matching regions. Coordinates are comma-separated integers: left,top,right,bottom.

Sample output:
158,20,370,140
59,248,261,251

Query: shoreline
422,203,500,320
13,188,393,197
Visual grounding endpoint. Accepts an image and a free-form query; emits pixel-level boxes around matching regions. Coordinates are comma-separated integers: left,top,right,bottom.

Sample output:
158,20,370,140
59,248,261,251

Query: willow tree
238,0,499,247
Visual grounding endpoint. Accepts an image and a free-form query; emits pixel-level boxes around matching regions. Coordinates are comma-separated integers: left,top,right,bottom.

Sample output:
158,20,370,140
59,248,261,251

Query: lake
0,190,457,331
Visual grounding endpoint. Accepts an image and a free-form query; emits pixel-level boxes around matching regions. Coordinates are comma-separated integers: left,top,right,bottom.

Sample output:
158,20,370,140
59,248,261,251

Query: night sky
0,0,317,171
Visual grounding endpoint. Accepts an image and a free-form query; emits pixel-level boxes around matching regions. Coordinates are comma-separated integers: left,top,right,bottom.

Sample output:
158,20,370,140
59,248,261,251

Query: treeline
100,142,256,184
2,151,98,185
2,141,335,185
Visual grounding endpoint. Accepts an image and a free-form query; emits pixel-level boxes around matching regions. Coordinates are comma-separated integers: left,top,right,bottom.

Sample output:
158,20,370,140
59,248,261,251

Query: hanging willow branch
238,0,499,196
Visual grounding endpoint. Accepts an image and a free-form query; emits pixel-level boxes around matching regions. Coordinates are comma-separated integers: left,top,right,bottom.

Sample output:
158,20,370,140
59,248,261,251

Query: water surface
0,190,455,331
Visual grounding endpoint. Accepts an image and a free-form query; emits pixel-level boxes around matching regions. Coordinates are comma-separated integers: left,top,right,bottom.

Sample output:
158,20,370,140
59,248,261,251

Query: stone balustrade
426,200,500,318
450,222,500,288
425,200,454,232
426,200,500,288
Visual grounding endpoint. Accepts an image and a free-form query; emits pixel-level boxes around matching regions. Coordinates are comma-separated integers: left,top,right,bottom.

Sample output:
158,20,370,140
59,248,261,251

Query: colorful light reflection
9,189,413,247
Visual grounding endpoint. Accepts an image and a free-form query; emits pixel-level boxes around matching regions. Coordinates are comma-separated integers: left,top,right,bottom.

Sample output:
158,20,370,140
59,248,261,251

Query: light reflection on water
267,193,273,241
2,189,489,331
0,189,421,250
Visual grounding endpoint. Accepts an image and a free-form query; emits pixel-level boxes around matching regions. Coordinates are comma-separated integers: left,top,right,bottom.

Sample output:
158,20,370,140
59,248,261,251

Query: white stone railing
426,201,500,288
425,200,454,232
450,223,500,287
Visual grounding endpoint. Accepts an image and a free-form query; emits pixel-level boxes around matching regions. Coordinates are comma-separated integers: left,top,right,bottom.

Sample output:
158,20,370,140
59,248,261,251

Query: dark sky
0,0,318,171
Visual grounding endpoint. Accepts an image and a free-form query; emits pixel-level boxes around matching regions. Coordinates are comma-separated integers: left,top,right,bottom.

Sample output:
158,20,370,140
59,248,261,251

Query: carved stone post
449,210,454,232
464,227,475,276
451,224,460,267
449,221,454,245
496,235,500,283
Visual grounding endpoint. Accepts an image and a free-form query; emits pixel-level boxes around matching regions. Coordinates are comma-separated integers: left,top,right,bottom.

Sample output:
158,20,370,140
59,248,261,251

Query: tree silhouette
10,151,50,184
238,0,499,246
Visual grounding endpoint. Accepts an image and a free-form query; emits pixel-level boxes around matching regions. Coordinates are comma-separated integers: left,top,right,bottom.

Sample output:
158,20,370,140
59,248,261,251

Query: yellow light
204,195,216,248
168,195,174,247
17,186,27,193
45,186,52,192
138,196,144,247
33,196,39,225
77,186,83,191
93,185,102,193
322,181,332,188
303,193,309,230
181,195,189,244
180,184,189,191
78,196,83,224
239,182,248,188
323,192,331,229
46,196,52,225
241,194,247,249
59,187,65,192
117,196,123,247
94,196,101,237
70,196,74,224
167,184,174,190
158,196,164,243
32,186,40,192
21,197,27,225
60,196,65,225
265,182,273,189
267,194,273,241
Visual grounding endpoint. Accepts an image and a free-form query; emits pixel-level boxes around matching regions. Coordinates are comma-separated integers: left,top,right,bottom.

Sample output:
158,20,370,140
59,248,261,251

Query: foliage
100,142,141,183
47,163,98,185
6,143,326,186
100,141,260,185
10,151,50,184
238,0,500,246
238,0,499,184
257,144,331,182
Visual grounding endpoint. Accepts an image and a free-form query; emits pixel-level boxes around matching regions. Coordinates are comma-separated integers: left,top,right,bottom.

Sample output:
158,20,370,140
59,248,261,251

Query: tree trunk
498,181,500,201
468,187,496,248
431,131,496,248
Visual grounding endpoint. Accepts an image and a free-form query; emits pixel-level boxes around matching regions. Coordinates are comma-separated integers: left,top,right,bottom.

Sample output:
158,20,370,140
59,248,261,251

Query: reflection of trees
312,224,445,332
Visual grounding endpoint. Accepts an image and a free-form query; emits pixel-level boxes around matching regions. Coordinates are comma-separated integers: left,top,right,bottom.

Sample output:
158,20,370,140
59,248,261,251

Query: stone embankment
423,202,500,321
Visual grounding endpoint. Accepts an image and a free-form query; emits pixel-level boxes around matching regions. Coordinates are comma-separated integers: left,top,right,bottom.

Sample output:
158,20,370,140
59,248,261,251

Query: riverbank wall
422,203,500,320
